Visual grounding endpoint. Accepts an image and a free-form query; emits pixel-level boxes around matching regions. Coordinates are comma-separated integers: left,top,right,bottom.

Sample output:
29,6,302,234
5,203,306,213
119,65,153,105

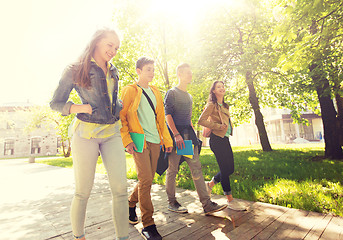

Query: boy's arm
164,89,185,148
165,115,179,136
166,115,185,149
119,86,133,148
164,90,179,136
160,118,174,151
154,89,173,149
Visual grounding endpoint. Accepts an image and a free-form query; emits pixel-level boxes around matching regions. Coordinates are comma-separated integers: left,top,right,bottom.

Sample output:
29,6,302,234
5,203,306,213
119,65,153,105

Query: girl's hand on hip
82,104,93,114
70,104,93,114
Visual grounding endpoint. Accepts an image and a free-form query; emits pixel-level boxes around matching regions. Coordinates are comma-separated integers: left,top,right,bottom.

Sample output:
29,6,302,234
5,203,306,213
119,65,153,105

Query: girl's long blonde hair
73,28,119,88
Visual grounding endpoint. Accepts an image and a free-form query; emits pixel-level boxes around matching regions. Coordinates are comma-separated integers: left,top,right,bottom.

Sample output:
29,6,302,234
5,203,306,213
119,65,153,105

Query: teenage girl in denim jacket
50,29,128,240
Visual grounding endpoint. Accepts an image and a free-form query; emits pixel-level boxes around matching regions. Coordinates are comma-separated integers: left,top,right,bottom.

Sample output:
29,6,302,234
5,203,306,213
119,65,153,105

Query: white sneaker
205,181,212,196
227,199,246,211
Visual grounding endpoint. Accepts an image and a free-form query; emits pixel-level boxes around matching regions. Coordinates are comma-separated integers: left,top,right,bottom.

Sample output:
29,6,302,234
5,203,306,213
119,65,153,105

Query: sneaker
129,206,139,225
204,201,227,215
205,181,213,196
167,201,188,213
141,224,162,240
227,199,246,211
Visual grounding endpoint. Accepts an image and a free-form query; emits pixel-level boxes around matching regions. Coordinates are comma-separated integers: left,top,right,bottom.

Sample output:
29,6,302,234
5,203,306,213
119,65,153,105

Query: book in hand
176,140,194,156
129,132,145,153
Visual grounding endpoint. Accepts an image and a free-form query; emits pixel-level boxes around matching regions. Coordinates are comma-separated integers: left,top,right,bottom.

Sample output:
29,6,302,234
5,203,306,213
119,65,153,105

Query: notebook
129,132,145,153
176,140,194,156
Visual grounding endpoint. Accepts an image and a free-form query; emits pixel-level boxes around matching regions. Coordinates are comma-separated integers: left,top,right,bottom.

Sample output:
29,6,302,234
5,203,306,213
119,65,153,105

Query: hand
83,104,93,115
174,134,185,149
119,99,123,108
165,147,173,153
219,124,227,130
125,142,137,155
70,104,92,114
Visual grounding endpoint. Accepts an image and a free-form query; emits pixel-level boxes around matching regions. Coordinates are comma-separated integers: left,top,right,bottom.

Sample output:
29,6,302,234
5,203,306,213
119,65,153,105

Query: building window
283,120,296,141
299,119,314,140
57,137,62,153
31,137,41,154
57,137,62,148
4,140,14,155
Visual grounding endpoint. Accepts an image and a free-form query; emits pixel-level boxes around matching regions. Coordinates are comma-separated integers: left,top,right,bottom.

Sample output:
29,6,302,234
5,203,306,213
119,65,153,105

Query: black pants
209,133,234,195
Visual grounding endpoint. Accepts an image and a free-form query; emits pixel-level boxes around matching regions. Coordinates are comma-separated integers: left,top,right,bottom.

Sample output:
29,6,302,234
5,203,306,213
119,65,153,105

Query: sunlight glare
150,0,234,27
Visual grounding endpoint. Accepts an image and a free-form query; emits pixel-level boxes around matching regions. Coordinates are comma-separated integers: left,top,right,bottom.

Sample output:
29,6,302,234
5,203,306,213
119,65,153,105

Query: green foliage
37,157,73,168
190,0,288,131
111,0,338,128
255,178,343,215
272,0,343,112
113,0,194,93
199,144,343,216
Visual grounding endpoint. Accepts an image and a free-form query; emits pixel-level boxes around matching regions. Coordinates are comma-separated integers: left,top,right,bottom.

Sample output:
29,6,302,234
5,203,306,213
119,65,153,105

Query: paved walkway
0,158,342,240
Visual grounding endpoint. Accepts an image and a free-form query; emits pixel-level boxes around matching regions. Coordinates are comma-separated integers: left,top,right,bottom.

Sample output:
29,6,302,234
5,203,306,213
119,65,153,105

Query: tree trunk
162,24,170,89
65,139,71,158
246,71,272,151
163,61,170,89
65,146,71,158
62,140,71,158
335,93,343,146
310,64,343,159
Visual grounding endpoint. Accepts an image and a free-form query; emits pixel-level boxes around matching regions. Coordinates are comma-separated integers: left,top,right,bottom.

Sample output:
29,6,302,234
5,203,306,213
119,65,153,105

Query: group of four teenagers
50,28,246,240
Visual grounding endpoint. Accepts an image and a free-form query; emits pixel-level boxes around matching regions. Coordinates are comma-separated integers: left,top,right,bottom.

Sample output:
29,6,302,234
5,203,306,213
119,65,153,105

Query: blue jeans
209,133,234,195
71,131,128,239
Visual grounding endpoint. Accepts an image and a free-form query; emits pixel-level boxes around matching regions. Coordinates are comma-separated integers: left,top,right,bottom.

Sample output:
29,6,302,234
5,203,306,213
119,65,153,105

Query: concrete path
0,158,75,239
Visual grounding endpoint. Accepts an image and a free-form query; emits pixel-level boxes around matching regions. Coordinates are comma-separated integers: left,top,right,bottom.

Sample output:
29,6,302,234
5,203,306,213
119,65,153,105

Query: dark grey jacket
50,62,122,124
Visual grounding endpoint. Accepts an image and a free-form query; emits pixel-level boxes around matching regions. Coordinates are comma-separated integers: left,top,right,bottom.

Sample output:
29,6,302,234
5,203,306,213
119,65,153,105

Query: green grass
36,143,343,217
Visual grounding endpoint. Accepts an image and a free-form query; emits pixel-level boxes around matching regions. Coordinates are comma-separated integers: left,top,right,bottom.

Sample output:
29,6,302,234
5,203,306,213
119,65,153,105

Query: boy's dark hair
176,63,190,74
136,57,154,70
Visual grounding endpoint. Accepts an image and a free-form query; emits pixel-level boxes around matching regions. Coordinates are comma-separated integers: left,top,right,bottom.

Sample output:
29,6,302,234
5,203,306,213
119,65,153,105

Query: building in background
2,103,324,156
0,102,62,158
229,108,323,146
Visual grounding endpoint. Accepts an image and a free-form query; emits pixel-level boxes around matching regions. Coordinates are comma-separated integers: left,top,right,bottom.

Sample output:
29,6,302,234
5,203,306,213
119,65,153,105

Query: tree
113,0,202,97
192,0,281,151
273,0,343,159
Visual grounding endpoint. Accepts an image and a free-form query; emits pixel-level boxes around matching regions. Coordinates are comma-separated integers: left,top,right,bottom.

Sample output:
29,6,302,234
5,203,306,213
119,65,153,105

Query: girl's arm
50,65,74,115
50,65,91,115
198,103,222,130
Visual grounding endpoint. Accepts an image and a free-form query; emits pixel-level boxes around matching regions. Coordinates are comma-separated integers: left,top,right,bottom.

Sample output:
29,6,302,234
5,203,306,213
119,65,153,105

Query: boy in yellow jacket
120,57,173,240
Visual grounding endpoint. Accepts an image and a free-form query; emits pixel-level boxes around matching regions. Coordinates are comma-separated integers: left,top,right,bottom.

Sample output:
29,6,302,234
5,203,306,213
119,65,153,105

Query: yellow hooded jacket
120,83,173,149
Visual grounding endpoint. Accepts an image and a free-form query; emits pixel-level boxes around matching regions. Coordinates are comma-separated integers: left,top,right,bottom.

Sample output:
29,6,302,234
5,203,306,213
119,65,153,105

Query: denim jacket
50,62,122,124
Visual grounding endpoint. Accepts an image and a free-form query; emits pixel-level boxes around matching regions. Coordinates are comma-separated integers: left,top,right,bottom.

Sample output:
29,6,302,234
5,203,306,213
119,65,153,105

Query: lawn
36,143,343,217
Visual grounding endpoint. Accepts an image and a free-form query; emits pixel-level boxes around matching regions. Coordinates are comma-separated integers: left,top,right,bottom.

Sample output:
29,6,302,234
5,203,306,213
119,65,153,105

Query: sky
0,0,115,106
0,0,231,106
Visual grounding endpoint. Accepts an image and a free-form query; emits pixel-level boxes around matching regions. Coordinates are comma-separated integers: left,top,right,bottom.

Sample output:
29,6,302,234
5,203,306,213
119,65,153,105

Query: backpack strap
138,85,157,119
